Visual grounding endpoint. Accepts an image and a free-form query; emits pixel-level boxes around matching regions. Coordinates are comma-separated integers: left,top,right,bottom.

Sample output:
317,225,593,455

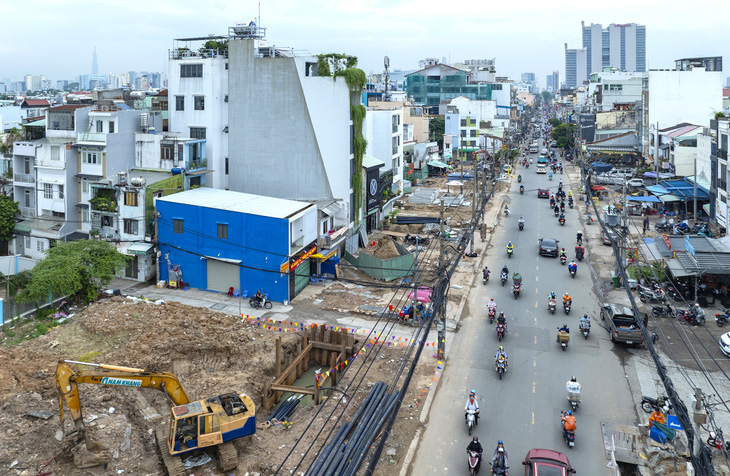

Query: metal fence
344,250,414,282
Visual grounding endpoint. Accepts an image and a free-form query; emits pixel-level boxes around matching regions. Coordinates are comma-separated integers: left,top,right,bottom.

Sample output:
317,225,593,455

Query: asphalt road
409,136,637,475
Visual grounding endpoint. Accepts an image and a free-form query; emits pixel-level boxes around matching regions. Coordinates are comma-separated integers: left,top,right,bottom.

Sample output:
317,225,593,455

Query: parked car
601,229,616,245
550,141,558,148
720,332,730,357
627,178,645,188
600,302,646,345
522,448,575,475
538,238,559,257
538,188,550,198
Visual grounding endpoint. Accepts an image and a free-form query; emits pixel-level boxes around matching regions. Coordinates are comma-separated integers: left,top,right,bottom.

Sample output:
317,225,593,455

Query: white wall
672,146,697,177
364,109,404,192
168,56,228,189
647,68,723,131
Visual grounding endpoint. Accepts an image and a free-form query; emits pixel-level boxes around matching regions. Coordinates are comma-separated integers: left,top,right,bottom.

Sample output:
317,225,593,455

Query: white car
720,332,730,357
626,178,644,188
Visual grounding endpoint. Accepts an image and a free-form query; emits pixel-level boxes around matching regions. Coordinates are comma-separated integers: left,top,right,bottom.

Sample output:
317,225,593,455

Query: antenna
384,56,391,101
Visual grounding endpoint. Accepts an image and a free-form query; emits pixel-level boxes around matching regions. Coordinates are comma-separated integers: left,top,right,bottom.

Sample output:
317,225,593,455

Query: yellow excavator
56,360,256,476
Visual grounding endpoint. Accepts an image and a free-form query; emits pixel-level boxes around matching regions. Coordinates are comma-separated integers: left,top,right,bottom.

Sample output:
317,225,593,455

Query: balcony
392,124,399,134
14,173,34,184
169,47,228,60
187,159,207,171
719,149,728,160
89,197,118,213
19,207,35,217
76,132,106,144
13,142,36,156
319,226,347,249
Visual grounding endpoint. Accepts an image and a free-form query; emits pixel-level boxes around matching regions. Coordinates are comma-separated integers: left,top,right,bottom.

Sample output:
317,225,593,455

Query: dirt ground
0,297,434,476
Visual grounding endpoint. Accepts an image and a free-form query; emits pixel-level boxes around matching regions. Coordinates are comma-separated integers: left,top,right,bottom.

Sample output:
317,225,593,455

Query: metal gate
292,260,310,298
206,259,240,293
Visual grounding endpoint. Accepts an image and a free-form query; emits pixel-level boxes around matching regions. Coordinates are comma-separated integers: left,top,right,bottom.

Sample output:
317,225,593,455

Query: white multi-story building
364,108,404,195
167,40,228,189
642,66,723,159
444,113,480,160
587,70,643,111
108,73,130,89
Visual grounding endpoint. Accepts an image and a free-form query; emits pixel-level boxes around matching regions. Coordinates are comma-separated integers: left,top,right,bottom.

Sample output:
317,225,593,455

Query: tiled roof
49,105,87,111
22,99,50,107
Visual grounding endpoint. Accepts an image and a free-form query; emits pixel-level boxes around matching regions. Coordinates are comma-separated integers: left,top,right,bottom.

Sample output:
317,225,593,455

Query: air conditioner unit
259,47,275,58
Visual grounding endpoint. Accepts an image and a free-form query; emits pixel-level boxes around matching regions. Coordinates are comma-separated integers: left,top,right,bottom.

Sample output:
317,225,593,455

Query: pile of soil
0,297,434,476
367,237,401,260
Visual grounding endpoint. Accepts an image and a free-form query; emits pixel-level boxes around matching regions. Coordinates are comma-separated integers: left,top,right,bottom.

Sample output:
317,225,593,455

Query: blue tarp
626,196,661,203
659,179,710,200
643,171,674,179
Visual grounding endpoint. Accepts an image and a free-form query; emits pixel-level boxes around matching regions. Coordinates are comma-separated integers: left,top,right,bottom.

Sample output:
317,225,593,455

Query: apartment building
363,107,404,197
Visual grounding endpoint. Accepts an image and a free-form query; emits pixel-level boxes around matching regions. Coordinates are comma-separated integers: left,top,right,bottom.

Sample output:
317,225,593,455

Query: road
409,136,637,474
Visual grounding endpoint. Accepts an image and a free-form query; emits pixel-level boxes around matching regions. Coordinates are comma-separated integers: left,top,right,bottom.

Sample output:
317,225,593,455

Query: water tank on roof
130,176,146,187
117,171,128,185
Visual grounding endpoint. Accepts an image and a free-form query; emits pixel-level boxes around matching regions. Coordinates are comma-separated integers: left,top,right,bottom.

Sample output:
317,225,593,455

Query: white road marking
532,412,535,425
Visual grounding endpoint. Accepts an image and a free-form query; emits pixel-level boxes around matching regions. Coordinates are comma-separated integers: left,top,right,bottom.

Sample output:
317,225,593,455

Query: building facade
582,22,646,76
565,45,588,88
404,64,506,111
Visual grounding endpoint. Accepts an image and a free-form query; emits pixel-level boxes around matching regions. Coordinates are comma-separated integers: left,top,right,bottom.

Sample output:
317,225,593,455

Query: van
605,168,633,179
540,149,548,156
536,165,547,174
529,143,538,153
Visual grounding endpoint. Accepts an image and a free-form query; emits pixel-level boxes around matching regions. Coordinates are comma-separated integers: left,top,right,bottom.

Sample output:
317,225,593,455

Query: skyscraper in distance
564,44,587,88
92,47,98,74
581,22,646,77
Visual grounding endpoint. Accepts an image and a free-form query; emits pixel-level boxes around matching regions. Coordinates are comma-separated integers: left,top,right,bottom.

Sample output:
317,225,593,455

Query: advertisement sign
290,246,317,272
366,167,382,211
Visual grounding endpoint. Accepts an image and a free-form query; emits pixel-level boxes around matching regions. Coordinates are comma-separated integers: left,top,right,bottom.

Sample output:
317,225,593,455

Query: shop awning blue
646,184,670,195
643,171,674,179
626,196,661,203
659,179,710,200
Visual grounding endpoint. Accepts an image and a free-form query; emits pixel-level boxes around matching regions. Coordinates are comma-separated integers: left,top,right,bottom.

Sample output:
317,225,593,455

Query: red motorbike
488,307,496,324
497,323,506,341
467,450,482,475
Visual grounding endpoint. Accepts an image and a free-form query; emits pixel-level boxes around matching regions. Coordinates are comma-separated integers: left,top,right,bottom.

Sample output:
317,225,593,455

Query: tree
429,117,445,146
551,123,575,149
0,196,19,255
0,127,23,156
541,91,553,103
19,240,129,305
548,118,561,128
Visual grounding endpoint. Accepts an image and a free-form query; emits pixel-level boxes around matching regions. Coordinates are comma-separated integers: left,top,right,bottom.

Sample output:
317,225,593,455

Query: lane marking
533,382,536,393
535,276,539,282
533,360,536,367
535,266,539,271
534,301,538,308
532,412,535,425
534,336,537,344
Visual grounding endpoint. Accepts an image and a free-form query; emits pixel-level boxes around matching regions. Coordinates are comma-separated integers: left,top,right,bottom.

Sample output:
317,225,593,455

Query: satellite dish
384,56,390,69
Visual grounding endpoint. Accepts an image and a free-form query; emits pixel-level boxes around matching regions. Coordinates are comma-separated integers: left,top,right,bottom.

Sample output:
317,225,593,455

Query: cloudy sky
1,0,727,86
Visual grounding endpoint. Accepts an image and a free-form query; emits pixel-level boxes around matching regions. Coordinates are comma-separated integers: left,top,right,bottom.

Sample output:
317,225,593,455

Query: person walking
643,216,650,235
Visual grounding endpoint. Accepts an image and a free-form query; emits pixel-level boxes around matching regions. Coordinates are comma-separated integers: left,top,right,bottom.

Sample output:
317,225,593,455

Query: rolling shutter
206,259,240,293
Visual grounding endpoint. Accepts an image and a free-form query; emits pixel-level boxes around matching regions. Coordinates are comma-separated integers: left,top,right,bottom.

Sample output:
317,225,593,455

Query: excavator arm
56,360,191,441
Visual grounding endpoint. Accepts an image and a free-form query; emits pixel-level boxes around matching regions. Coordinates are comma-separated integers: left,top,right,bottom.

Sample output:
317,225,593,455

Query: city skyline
1,0,727,89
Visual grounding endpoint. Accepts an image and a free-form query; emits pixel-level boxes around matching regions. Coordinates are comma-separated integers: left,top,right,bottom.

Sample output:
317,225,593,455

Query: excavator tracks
216,441,239,472
155,428,186,476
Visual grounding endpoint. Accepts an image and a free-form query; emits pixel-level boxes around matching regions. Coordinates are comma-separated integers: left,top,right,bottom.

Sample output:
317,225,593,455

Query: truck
56,360,256,475
600,303,647,345
529,142,539,153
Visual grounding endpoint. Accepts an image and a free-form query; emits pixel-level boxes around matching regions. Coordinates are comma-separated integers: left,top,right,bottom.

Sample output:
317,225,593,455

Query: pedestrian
652,331,658,344
643,216,649,234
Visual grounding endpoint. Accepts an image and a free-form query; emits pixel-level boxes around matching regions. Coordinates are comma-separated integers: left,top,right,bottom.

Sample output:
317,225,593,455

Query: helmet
508,241,512,245
695,303,701,307
571,376,577,382
490,298,494,301
469,390,475,397
563,323,568,327
584,314,588,318
498,440,503,445
498,346,503,351
567,410,573,416
473,436,479,442
562,248,565,251
498,447,505,453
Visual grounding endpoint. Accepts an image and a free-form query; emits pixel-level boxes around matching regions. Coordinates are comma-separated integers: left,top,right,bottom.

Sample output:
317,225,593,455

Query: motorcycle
507,248,513,259
554,208,560,217
638,285,665,303
569,199,573,208
559,217,566,226
518,175,522,183
249,297,273,310
568,389,581,410
504,208,511,216
654,223,673,232
467,449,481,475
641,395,672,414
497,323,506,341
482,271,489,285
560,255,566,265
677,309,705,326
569,266,576,278
564,301,572,315
707,429,730,452
548,298,557,314
518,221,524,231
496,357,507,379
580,325,590,339
651,304,674,318
575,247,584,261
488,307,496,323
513,284,521,299
560,203,565,213
561,411,576,447
490,462,509,476
520,185,524,194
557,328,570,350
465,410,478,435
501,272,508,286
716,311,730,327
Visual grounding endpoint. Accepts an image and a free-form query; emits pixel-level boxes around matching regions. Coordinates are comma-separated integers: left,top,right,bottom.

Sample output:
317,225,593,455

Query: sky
1,0,728,87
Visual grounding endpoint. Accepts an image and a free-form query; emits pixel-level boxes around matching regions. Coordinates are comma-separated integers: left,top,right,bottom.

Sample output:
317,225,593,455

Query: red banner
290,246,317,272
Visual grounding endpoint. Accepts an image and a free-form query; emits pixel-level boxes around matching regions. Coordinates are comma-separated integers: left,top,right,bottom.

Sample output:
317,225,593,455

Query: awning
626,196,661,203
320,202,341,217
408,287,433,303
703,203,711,216
665,258,697,277
203,256,242,264
427,160,450,169
363,155,385,169
658,194,681,202
312,249,338,261
128,242,154,255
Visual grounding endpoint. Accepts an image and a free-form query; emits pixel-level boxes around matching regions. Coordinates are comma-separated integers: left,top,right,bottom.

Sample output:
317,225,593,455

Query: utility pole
654,122,660,186
154,208,160,284
470,159,477,253
437,199,445,360
619,177,628,278
438,199,445,274
412,237,419,323
693,156,698,224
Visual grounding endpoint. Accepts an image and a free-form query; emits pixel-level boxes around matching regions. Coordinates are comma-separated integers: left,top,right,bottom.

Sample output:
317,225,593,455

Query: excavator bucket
72,438,111,468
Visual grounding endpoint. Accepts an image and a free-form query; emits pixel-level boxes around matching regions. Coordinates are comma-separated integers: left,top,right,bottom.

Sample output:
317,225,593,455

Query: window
225,157,229,175
217,223,228,239
25,236,30,248
124,219,139,235
58,185,64,199
173,219,183,234
96,121,103,133
460,118,467,127
109,121,115,133
101,216,112,227
124,192,138,206
52,211,65,218
470,130,477,137
82,151,98,164
175,96,184,111
51,145,61,161
224,95,228,102
24,190,30,207
194,96,205,110
37,240,44,252
190,127,206,139
81,209,89,223
82,180,89,193
180,64,203,78
43,183,53,199
161,144,174,160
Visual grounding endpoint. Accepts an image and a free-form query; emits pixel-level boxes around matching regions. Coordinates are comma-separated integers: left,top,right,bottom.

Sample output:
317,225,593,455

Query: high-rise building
521,72,536,92
92,47,98,74
581,22,646,76
149,72,161,89
546,71,560,92
564,44,587,88
56,80,69,90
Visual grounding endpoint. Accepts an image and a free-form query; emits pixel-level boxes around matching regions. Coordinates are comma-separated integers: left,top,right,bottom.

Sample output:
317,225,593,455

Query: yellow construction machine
56,360,256,475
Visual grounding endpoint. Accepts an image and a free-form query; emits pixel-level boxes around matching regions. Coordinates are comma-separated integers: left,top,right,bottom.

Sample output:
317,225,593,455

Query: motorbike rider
563,293,572,306
554,204,560,215
549,172,553,180
550,195,555,207
513,272,522,286
562,410,577,437
518,174,522,182
495,345,508,365
465,390,480,424
497,312,507,329
559,248,567,260
559,212,565,223
559,323,570,334
501,264,509,277
518,216,525,228
491,446,509,475
568,259,577,274
576,231,583,244
506,241,514,254
568,190,573,199
566,376,582,404
504,205,510,216
519,184,524,193
467,436,484,472
692,303,706,322
579,314,591,331
488,298,497,314
483,267,490,280
254,289,265,304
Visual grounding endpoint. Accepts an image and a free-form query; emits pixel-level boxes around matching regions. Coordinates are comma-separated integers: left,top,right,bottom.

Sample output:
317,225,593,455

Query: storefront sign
290,246,317,272
280,261,290,277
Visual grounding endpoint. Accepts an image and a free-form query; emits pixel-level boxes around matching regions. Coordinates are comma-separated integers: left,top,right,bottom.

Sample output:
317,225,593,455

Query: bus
529,142,539,153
